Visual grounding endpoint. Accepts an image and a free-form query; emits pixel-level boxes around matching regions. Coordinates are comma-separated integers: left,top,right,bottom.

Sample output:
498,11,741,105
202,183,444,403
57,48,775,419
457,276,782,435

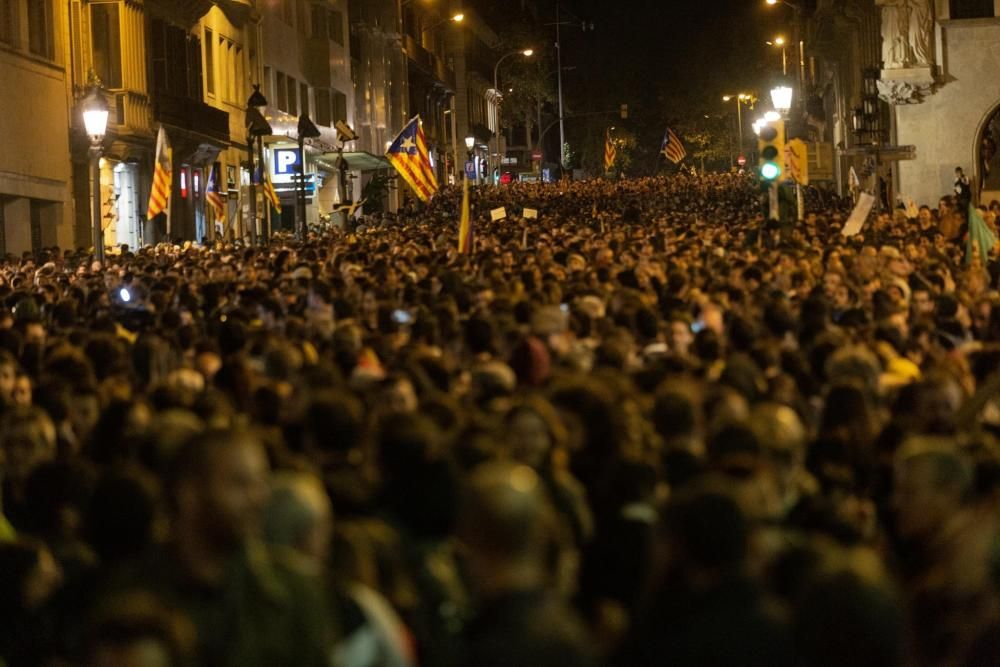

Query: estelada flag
458,175,472,253
205,164,225,223
604,128,617,172
147,126,172,219
385,116,438,203
661,127,687,164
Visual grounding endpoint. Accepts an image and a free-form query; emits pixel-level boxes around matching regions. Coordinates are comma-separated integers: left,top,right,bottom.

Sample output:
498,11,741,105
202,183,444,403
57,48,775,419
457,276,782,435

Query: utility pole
556,0,566,170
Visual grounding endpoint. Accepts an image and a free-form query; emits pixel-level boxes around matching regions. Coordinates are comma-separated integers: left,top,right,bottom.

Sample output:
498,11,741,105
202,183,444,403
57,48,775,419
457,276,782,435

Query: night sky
564,0,777,110
545,0,790,170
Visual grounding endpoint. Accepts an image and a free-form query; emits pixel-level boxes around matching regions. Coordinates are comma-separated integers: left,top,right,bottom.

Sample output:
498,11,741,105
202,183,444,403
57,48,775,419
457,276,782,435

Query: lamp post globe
771,85,793,114
82,88,109,141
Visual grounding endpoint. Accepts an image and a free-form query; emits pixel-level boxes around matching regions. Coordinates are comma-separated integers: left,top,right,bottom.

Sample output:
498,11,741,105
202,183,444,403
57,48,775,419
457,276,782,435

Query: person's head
0,406,57,484
503,398,567,470
0,349,18,403
457,462,555,597
955,166,965,178
0,539,63,614
263,472,333,573
167,428,270,552
659,484,748,581
892,436,973,541
83,592,195,667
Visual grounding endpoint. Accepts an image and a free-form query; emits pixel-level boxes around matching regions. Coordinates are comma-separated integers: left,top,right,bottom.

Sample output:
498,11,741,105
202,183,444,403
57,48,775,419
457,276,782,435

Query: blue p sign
274,149,300,175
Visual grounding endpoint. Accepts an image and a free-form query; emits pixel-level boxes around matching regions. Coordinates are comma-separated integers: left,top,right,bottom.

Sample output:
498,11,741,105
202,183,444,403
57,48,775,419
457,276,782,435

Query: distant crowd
1,171,999,667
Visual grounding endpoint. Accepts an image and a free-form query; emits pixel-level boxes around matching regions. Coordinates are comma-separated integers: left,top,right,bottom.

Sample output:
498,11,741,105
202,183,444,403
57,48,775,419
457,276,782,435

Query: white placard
523,208,538,219
490,207,507,221
842,193,875,237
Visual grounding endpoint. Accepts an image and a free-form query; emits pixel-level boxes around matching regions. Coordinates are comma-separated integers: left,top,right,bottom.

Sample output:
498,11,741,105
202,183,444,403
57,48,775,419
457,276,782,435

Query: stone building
0,0,76,255
883,0,1000,206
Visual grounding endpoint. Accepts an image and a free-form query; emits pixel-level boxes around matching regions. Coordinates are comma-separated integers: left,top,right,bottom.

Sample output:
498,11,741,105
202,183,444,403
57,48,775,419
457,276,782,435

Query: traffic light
758,119,785,182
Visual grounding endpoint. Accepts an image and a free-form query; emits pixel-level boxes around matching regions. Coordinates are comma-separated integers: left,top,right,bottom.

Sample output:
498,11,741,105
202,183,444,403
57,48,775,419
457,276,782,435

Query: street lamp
492,48,534,185
767,35,788,75
771,85,794,114
82,86,109,263
464,135,476,184
421,12,463,34
722,93,752,165
245,85,272,245
296,113,321,241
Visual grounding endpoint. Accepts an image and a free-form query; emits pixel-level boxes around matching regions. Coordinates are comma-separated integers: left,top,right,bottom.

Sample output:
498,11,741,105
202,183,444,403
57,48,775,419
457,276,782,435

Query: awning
317,151,392,172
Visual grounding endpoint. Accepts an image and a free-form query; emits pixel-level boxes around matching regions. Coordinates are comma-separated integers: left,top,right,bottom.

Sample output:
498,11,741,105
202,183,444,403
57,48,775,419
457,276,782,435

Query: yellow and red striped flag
147,126,172,219
262,169,282,214
604,128,617,172
458,175,472,253
661,127,687,164
205,164,225,223
385,116,438,203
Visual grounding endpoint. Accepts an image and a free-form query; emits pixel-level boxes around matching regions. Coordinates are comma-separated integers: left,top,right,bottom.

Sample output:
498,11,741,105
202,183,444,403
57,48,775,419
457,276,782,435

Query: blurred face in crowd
2,417,57,483
0,362,16,402
892,455,965,542
12,375,31,408
669,320,694,356
182,436,270,549
506,409,552,470
22,545,63,611
88,640,173,667
382,377,418,415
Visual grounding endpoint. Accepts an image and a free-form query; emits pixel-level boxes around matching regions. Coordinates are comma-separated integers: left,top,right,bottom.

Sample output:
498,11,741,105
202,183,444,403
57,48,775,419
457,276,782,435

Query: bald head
459,462,552,562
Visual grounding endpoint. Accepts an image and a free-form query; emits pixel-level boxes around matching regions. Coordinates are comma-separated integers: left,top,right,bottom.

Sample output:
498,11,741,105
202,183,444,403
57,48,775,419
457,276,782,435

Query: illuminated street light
771,85,794,113
722,92,753,166
81,86,109,263
452,12,464,22
492,49,535,184
764,110,782,122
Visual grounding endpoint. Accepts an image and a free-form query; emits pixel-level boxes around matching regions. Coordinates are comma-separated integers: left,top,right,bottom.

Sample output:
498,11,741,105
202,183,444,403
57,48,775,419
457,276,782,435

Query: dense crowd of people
1,171,999,667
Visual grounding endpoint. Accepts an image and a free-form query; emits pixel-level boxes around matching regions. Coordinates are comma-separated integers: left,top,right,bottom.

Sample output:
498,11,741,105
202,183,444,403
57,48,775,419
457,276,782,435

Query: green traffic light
761,162,781,180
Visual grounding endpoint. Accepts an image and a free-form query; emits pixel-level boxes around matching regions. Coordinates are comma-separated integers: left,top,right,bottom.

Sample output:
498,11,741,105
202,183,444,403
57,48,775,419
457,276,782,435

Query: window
315,88,331,126
0,0,15,45
288,75,298,115
205,28,215,95
92,3,122,88
950,0,994,18
328,9,343,45
300,82,309,116
150,19,203,99
276,71,287,112
311,3,326,39
27,0,53,59
332,88,347,124
263,65,271,100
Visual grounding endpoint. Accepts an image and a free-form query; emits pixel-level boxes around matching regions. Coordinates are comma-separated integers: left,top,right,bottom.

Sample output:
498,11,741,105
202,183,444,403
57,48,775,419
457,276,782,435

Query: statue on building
906,0,934,67
877,0,935,69
877,0,909,68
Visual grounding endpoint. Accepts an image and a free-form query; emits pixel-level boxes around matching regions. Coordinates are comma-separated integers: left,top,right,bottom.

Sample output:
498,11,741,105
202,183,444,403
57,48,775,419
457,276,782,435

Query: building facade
884,0,1000,206
446,8,499,184
67,0,257,246
0,0,75,255
401,0,459,185
260,0,356,230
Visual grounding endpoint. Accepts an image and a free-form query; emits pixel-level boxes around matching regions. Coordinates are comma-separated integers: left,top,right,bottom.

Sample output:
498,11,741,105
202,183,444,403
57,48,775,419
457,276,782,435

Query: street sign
273,148,301,175
465,161,476,180
532,151,543,161
737,155,747,167
785,139,809,185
